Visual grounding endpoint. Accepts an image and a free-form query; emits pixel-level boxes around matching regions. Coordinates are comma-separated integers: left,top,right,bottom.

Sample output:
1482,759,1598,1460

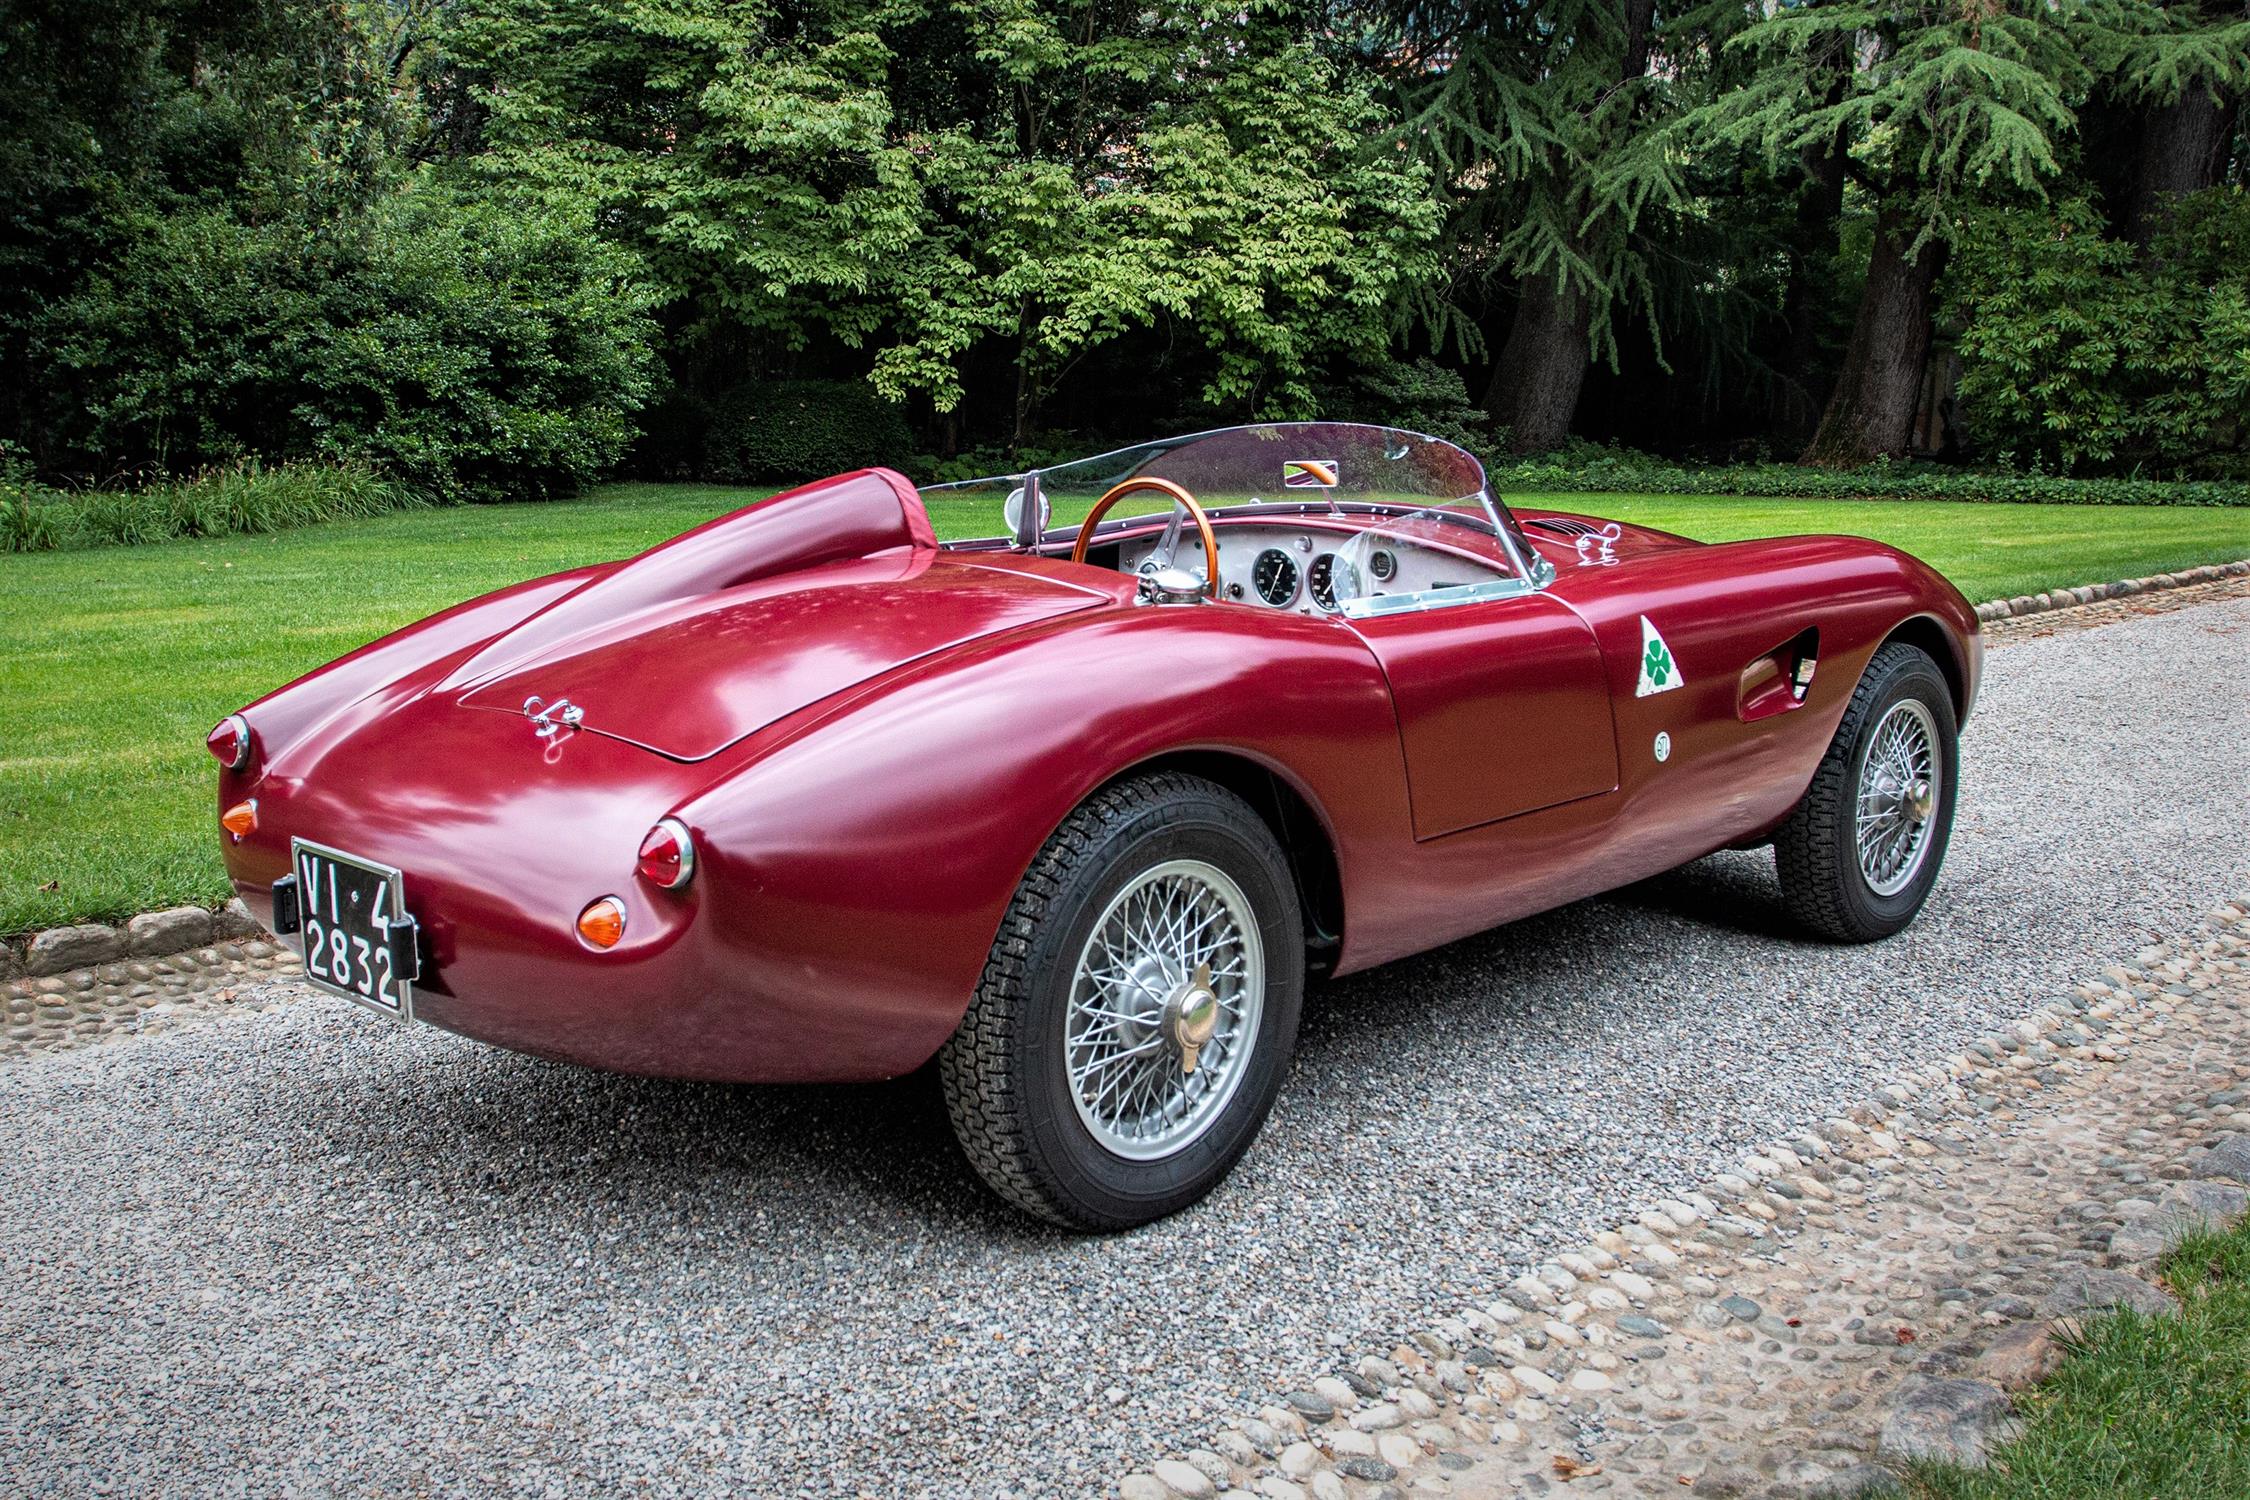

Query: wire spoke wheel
1063,858,1265,1161
1853,699,1941,897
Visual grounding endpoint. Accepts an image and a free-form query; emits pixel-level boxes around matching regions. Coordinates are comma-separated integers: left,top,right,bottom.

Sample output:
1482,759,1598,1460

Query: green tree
1687,0,2095,466
445,0,1441,449
876,1,1442,444
1371,1,1746,453
441,0,922,362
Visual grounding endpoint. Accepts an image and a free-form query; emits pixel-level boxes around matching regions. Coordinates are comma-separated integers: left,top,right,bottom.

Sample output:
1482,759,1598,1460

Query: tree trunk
1483,271,1592,454
1476,0,1654,455
1009,296,1036,456
1778,125,1849,437
1800,207,1947,467
2125,86,2237,246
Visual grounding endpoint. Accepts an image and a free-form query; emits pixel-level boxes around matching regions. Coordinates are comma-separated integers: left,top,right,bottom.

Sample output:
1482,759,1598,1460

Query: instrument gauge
1367,548,1397,583
1308,554,1361,612
1251,548,1300,607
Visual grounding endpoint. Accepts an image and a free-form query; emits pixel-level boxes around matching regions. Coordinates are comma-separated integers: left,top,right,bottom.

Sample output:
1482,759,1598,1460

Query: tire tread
939,771,1282,1227
1774,641,1953,943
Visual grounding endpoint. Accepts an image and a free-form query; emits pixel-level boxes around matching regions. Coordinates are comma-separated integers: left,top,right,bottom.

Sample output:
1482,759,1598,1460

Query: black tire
939,772,1305,1230
1775,641,1959,943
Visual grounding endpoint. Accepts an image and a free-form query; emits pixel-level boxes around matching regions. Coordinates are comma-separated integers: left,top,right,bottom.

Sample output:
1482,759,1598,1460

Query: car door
1346,586,1619,840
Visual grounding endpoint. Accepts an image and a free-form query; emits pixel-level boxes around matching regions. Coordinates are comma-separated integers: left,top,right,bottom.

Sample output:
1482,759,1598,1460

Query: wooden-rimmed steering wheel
1068,477,1221,597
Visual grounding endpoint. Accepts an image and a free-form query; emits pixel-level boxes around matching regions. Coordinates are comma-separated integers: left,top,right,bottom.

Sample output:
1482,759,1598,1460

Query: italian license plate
291,839,416,1019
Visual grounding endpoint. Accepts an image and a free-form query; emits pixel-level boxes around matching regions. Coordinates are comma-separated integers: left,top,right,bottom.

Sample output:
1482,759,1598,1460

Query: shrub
38,183,660,503
0,461,418,553
1485,439,2250,507
1949,191,2250,481
1318,357,1492,452
702,379,914,482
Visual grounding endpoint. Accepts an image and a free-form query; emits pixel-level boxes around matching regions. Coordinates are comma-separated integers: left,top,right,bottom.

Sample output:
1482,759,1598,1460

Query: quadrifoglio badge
1636,616,1682,697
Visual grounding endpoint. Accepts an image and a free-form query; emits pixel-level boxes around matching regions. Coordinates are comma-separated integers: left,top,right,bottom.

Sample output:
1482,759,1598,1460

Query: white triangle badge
1636,616,1682,697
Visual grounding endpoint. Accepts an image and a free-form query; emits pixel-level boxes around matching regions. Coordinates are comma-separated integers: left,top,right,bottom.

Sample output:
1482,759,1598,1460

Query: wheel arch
1091,748,1346,978
1876,613,1974,725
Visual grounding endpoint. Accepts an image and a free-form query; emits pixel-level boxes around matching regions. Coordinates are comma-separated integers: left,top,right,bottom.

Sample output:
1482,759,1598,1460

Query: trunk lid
452,550,1109,761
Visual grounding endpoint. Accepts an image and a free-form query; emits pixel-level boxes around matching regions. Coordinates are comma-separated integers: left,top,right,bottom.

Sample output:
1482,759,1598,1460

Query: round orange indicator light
220,799,258,840
576,897,627,950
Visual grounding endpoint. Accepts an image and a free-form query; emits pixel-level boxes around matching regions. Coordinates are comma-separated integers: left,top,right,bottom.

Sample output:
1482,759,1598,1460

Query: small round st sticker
1653,731,1672,763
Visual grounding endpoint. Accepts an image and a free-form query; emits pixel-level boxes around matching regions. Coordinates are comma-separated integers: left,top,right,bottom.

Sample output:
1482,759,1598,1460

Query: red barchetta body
216,446,1979,1085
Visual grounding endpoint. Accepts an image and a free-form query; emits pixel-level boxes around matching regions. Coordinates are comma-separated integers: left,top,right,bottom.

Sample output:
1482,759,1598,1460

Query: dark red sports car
210,423,1979,1228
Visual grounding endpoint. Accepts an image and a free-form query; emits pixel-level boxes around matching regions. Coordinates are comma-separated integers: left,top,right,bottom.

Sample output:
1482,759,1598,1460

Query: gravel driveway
6,598,2248,1499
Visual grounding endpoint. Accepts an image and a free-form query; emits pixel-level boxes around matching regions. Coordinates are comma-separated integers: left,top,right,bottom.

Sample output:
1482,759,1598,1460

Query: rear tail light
577,897,627,950
636,818,696,890
207,715,252,770
221,799,258,840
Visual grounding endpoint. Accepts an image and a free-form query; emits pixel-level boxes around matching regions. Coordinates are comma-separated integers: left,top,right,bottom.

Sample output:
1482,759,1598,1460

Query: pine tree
1374,1,1744,453
1686,0,2093,467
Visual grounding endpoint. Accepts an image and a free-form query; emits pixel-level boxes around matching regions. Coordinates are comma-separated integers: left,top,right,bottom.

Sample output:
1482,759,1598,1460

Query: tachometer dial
1251,548,1300,607
1308,554,1360,612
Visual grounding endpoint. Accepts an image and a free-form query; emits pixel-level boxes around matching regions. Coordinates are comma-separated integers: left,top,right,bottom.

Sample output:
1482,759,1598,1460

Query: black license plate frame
289,838,417,1020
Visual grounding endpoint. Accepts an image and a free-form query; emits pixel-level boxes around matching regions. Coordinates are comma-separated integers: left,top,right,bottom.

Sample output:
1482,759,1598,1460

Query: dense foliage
1951,191,2250,478
41,190,658,503
2,0,2246,504
703,381,916,483
1490,442,2250,507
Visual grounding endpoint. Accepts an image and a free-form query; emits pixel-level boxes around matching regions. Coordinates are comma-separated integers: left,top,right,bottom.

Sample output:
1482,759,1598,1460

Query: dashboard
1114,524,1508,615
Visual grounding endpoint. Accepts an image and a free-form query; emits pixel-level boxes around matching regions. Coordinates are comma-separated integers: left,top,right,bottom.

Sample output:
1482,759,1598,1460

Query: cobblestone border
1969,557,2249,623
1113,906,2250,1500
2,933,305,1061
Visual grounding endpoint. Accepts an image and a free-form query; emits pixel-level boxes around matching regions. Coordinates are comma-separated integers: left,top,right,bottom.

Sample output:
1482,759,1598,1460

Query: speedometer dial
1251,548,1300,607
1308,554,1360,612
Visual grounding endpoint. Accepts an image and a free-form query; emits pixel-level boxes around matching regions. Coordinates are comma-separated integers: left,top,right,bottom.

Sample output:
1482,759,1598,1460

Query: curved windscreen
920,422,1519,553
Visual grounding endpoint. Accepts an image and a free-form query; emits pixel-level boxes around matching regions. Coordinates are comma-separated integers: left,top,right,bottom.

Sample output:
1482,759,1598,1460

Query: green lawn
1531,493,2250,605
1909,1219,2250,1499
2,484,2245,937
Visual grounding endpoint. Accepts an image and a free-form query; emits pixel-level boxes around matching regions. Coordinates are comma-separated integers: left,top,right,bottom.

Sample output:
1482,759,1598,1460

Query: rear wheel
939,773,1304,1230
1774,641,1959,943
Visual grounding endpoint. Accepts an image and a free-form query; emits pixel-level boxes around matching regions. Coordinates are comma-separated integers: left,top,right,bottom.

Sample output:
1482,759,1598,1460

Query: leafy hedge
1,461,419,553
1950,192,2249,480
702,380,914,483
1488,442,2250,507
36,186,660,505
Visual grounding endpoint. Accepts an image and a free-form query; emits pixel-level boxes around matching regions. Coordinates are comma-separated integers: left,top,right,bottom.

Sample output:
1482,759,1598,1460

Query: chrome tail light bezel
637,817,697,891
208,713,253,771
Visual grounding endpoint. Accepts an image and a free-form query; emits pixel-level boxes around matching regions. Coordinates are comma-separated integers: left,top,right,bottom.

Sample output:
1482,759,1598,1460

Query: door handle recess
1737,628,1818,723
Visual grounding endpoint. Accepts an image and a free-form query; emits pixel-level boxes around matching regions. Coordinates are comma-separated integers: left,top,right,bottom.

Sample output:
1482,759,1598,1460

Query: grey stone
1975,1321,2062,1390
1876,1376,2022,1466
1617,1315,1668,1338
1332,1457,1395,1483
2109,1181,2248,1263
1151,1457,1218,1497
1718,1295,1761,1322
211,898,265,940
125,906,214,957
2192,1134,2250,1184
25,924,123,976
2037,1268,2174,1321
1285,1390,1333,1422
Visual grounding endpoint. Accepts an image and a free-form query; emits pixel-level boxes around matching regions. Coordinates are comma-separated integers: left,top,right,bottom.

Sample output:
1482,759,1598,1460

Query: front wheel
1774,641,1959,943
939,772,1304,1230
